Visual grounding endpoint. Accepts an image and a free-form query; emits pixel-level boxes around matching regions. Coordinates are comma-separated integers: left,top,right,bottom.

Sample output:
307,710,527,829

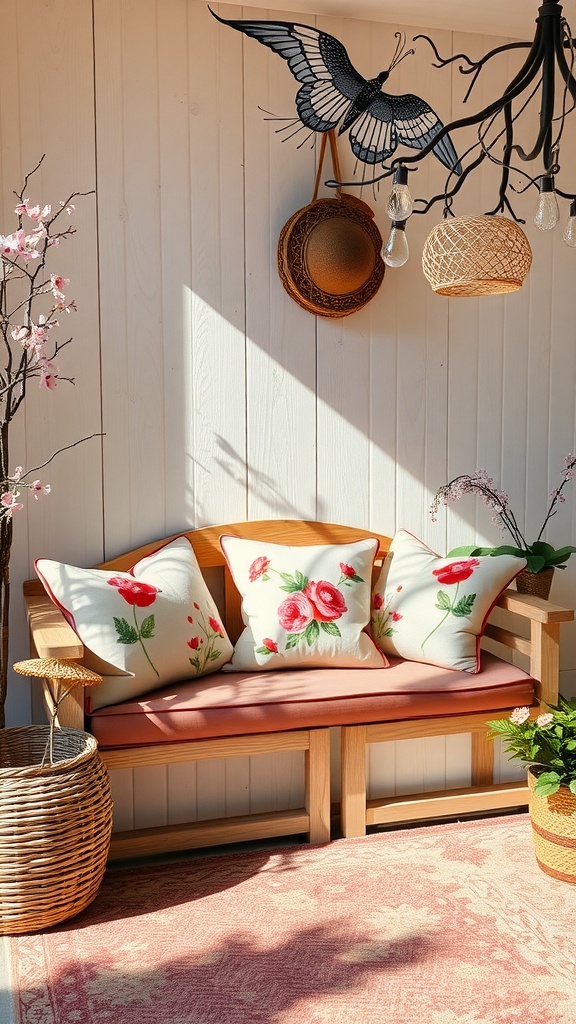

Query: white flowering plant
430,459,576,574
488,696,576,796
0,156,100,726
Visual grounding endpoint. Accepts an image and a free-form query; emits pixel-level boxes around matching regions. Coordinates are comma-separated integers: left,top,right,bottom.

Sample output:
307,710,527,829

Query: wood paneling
4,0,576,827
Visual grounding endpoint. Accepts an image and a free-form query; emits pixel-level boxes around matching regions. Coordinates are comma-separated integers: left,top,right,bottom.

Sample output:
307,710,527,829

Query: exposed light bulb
563,199,576,247
534,175,559,230
382,221,409,267
385,165,414,222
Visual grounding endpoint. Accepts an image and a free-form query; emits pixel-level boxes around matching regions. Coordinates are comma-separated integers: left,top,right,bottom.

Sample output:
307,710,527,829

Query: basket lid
277,132,385,318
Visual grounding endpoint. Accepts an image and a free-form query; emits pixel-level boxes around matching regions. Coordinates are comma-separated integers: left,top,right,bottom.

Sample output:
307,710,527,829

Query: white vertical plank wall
2,0,576,829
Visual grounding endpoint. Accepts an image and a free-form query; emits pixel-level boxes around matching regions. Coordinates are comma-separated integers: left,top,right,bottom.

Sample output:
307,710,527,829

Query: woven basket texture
422,215,533,296
0,726,113,934
515,568,554,600
528,770,576,884
278,195,385,317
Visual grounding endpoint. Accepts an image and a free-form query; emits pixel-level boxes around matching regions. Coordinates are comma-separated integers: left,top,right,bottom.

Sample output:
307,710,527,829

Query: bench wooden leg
341,725,368,838
305,728,331,843
471,729,495,787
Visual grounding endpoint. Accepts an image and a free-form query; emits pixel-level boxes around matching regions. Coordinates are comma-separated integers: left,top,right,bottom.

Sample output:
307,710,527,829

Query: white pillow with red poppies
35,536,233,710
220,535,385,671
370,529,526,673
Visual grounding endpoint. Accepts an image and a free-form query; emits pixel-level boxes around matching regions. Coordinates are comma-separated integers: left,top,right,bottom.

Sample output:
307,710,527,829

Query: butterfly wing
349,92,462,172
209,9,365,133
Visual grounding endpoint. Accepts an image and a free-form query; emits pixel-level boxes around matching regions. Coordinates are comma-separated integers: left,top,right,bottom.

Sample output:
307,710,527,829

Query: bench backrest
25,520,392,645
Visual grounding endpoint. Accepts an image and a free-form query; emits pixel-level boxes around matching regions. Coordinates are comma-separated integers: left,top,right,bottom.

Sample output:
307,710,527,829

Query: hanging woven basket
0,726,113,934
422,215,532,296
277,131,385,318
528,769,576,884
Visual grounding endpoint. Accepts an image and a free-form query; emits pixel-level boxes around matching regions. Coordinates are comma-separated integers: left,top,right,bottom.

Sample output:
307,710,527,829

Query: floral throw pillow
370,529,526,673
220,536,386,671
35,536,233,710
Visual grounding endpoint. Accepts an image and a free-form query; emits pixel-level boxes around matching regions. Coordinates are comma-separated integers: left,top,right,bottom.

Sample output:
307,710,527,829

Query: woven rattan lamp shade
422,215,533,296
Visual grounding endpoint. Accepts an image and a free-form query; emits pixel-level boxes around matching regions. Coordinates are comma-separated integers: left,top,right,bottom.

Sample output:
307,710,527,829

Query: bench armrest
490,588,574,707
496,587,575,624
24,588,84,660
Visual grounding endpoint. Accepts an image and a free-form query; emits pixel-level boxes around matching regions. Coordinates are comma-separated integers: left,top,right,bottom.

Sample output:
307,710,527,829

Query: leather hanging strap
312,130,343,203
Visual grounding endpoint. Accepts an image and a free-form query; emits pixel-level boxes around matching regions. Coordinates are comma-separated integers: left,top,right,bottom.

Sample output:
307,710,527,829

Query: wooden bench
23,519,574,861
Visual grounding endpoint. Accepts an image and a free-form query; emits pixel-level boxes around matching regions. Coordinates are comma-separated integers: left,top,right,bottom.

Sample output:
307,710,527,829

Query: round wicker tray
0,726,113,934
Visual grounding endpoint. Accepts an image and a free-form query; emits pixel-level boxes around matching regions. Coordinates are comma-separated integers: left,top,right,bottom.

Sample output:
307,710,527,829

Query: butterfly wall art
209,7,462,184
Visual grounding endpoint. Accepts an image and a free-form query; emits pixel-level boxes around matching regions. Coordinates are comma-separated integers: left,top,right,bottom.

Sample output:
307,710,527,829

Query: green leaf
489,545,530,560
114,617,139,645
294,570,309,590
304,619,320,645
255,645,274,656
533,771,562,796
140,614,155,639
320,621,342,637
452,593,476,617
279,571,304,593
209,648,221,661
435,590,452,610
569,780,576,795
524,555,547,573
447,545,493,557
285,632,302,650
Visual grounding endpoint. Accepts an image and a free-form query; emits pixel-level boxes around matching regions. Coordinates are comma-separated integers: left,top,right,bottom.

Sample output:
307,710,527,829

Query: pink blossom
12,467,23,482
209,616,224,637
15,199,50,220
51,274,69,291
187,636,201,650
390,610,403,622
510,707,531,725
536,713,554,728
31,480,51,500
262,638,278,653
0,492,24,515
39,362,58,389
11,326,27,344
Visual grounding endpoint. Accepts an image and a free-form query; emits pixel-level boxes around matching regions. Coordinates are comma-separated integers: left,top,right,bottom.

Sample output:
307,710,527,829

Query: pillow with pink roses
220,535,386,671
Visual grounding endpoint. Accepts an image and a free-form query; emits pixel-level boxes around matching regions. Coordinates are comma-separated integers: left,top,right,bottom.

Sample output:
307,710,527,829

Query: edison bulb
563,199,576,247
382,222,409,267
385,166,413,222
534,176,559,231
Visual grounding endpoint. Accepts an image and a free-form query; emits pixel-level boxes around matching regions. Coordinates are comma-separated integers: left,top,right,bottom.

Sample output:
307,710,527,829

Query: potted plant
488,698,576,882
430,461,576,597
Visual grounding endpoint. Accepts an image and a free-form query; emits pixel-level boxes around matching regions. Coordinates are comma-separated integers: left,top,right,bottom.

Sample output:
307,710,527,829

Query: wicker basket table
0,725,113,934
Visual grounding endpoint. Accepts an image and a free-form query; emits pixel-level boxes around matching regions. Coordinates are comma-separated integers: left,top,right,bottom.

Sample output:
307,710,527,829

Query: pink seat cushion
89,652,535,748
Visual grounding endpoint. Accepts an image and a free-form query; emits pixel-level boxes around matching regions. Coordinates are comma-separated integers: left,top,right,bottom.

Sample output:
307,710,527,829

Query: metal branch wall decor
210,1,576,295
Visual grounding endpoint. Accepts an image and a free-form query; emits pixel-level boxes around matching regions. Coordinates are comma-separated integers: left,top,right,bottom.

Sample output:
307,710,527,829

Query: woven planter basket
515,567,554,600
528,770,576,884
422,215,532,296
0,726,113,934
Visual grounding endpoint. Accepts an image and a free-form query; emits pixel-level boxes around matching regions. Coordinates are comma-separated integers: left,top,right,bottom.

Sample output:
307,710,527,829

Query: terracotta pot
515,567,554,600
527,769,576,883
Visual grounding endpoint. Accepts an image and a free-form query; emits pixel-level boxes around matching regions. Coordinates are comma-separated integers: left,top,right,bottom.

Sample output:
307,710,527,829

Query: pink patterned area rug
6,813,576,1024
